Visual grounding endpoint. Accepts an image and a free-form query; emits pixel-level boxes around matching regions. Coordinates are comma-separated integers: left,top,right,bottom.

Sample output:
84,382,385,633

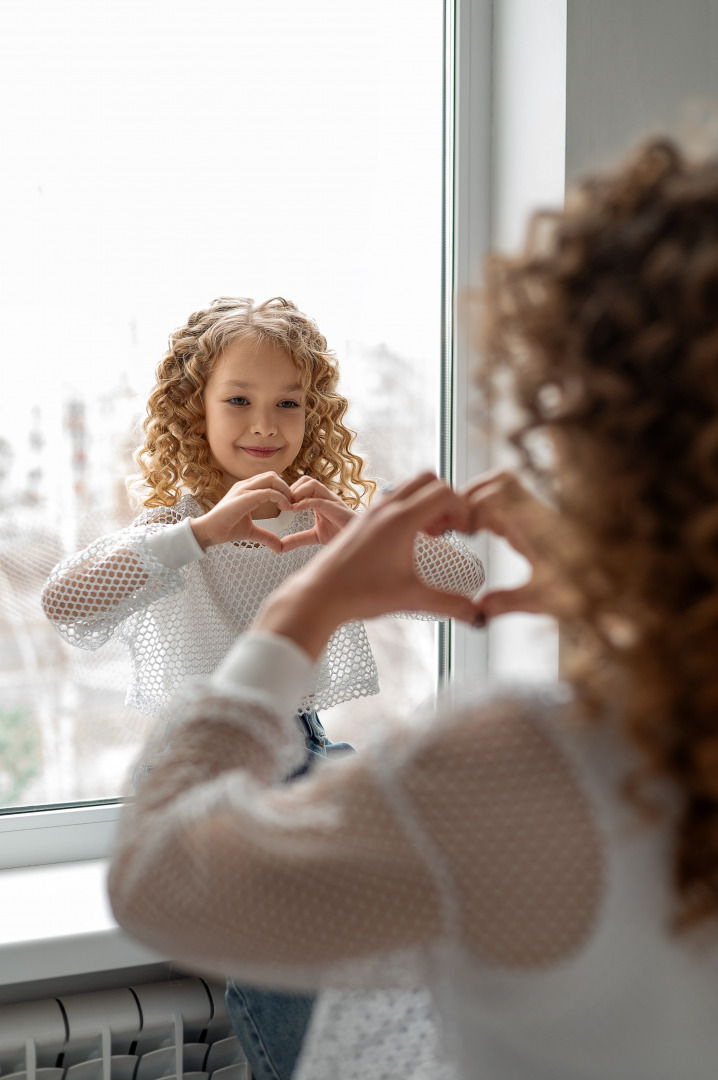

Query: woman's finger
472,585,550,619
401,582,479,625
374,471,439,506
379,477,471,537
460,469,518,499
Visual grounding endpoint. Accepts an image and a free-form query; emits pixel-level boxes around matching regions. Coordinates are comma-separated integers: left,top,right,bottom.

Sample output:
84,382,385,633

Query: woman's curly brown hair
483,137,718,928
135,297,375,511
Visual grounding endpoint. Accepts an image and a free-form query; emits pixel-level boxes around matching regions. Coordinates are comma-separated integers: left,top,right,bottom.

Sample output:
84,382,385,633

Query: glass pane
0,0,443,808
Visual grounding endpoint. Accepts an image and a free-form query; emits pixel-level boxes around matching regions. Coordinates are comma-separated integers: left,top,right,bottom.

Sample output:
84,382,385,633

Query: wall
566,0,718,183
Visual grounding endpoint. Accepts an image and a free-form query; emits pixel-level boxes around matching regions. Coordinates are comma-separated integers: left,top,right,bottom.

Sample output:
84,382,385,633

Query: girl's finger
290,478,345,506
230,488,293,514
289,476,322,493
232,473,294,499
244,525,284,554
290,497,354,522
278,528,320,553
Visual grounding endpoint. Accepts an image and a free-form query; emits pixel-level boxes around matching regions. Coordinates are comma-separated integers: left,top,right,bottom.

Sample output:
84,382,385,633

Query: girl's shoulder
132,493,202,528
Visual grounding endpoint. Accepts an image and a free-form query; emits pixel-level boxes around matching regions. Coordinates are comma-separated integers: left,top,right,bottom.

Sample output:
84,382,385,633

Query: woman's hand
279,477,358,552
462,471,577,623
254,473,479,659
190,474,293,554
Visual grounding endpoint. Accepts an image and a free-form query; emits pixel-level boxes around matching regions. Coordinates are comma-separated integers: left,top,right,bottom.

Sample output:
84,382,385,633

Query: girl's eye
278,400,301,409
227,396,249,406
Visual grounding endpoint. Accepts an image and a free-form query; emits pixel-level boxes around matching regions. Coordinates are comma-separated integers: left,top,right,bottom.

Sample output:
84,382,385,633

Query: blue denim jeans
225,711,355,1080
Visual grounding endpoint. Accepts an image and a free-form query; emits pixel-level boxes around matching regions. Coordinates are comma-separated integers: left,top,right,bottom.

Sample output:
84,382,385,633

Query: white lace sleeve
391,532,485,621
108,633,448,990
41,505,199,650
108,634,602,997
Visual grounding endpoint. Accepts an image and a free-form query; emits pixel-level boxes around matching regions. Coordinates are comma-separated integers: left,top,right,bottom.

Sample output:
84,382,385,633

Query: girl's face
201,337,306,489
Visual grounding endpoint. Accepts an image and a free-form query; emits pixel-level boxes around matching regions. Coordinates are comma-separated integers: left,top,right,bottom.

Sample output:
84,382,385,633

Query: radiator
0,978,250,1080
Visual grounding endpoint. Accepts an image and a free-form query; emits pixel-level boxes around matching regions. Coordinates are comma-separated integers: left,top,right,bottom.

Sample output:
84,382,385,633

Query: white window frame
442,0,493,689
0,803,120,870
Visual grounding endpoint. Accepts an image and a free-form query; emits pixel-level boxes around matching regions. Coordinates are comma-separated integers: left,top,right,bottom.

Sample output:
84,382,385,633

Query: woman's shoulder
393,681,575,754
377,681,609,814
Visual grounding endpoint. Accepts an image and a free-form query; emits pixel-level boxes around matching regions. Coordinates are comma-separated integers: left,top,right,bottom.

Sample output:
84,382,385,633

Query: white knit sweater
43,495,485,717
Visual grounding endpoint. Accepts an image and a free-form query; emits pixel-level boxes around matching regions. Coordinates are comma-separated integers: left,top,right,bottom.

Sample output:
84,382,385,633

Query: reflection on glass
0,0,442,808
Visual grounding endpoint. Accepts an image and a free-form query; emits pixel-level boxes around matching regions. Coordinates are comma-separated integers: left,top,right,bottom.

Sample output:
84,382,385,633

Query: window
1,0,566,862
0,0,446,821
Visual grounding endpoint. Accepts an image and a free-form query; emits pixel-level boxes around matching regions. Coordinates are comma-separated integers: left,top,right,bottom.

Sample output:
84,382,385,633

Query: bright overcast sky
0,0,442,427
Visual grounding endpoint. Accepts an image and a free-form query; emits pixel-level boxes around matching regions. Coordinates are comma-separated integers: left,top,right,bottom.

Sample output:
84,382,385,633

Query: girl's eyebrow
220,380,303,393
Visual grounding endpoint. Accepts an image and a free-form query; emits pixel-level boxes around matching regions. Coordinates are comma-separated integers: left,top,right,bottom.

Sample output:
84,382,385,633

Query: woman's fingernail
472,612,487,629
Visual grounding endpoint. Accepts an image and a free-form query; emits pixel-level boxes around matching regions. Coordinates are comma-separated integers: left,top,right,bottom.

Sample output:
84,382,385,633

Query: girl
42,296,483,734
42,295,484,1080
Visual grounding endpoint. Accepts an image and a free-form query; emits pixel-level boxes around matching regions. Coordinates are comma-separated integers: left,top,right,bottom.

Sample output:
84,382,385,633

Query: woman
109,138,718,1079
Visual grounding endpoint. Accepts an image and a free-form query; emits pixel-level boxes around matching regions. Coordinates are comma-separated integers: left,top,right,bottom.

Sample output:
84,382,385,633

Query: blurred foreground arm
254,473,481,658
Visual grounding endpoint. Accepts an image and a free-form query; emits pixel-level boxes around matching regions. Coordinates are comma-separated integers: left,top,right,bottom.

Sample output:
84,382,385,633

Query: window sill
0,859,167,994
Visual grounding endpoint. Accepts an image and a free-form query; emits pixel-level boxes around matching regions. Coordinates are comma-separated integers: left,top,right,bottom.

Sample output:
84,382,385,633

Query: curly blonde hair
135,297,375,510
482,137,718,928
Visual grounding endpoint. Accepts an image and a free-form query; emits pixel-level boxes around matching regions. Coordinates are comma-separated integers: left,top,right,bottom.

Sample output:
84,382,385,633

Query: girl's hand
254,473,478,659
279,477,358,552
461,471,577,623
190,474,293,554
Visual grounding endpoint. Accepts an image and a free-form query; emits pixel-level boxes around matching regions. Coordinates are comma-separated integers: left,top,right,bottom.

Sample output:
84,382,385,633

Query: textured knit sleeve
108,634,603,996
41,503,203,650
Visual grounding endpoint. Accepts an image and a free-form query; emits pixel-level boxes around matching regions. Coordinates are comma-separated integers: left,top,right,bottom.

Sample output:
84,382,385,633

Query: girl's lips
241,446,281,458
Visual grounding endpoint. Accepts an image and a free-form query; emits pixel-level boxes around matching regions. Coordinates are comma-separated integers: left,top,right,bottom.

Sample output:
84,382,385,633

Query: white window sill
0,859,167,990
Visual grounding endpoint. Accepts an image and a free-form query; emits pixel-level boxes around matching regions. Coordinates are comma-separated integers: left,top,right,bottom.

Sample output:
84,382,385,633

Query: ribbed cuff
144,518,206,569
212,633,316,719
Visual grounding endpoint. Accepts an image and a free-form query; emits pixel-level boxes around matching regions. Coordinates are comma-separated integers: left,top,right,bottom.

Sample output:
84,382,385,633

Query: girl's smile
241,445,283,458
201,337,306,496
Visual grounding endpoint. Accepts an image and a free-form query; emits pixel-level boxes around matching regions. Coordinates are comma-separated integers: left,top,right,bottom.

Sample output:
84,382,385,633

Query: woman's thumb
473,585,549,621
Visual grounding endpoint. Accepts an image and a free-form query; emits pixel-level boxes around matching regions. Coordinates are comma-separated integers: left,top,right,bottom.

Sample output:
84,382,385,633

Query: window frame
441,0,493,690
0,803,120,870
1,0,493,871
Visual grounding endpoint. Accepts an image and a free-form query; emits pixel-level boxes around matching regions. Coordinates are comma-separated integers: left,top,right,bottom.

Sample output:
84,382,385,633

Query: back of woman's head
484,137,718,928
135,297,373,509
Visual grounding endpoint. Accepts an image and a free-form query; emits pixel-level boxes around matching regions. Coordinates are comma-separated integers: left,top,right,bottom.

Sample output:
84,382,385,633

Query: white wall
483,0,567,684
566,0,718,183
483,0,718,685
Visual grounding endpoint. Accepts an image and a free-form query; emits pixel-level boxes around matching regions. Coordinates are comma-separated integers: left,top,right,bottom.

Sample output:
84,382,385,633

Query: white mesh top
42,496,485,717
109,633,718,1080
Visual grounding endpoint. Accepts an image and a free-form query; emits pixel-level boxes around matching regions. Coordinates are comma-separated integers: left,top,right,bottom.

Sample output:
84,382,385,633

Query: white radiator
0,978,250,1080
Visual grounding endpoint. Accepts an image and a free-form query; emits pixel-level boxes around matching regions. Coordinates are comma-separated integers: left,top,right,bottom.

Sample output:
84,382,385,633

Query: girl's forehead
216,336,298,372
221,334,293,365
207,336,303,390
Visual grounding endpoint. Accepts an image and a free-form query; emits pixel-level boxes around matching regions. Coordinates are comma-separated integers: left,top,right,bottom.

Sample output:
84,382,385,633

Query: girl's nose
250,409,277,436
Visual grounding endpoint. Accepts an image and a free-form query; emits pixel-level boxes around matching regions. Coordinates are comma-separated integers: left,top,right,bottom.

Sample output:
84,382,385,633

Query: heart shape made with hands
245,477,358,555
